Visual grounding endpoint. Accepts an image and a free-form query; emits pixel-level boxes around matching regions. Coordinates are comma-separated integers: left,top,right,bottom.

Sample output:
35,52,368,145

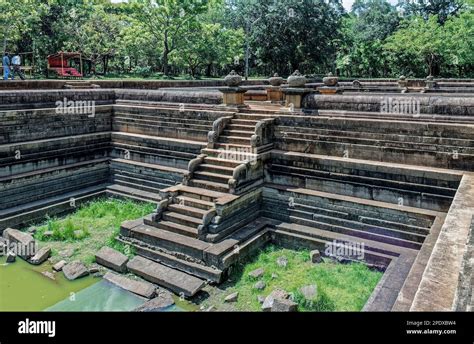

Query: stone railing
250,118,275,148
208,116,233,149
183,154,206,185
228,159,264,194
151,198,170,222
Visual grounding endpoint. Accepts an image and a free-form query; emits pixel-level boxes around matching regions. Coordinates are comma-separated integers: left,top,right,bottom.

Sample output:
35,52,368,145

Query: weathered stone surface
88,263,101,274
134,290,175,312
299,285,318,301
254,281,266,290
63,261,89,280
248,268,265,279
271,298,298,312
42,271,56,280
276,256,288,267
3,228,36,259
29,247,51,265
224,292,239,303
104,272,156,299
262,289,289,311
43,231,54,239
58,248,74,258
257,295,265,304
127,256,205,297
6,251,16,263
52,260,67,272
310,250,323,264
95,246,129,273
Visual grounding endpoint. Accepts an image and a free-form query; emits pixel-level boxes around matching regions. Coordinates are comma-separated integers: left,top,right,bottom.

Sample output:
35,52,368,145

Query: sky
110,0,399,12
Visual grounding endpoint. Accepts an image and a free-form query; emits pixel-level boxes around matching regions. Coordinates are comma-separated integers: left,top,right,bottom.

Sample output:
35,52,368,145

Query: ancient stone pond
0,76,473,312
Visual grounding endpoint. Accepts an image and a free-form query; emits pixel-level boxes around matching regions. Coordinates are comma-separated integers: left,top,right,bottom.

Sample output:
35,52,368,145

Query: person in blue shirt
3,53,12,80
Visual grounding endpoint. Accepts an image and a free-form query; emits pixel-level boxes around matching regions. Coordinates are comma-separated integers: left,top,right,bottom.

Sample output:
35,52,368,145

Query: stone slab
127,256,205,297
95,246,129,273
103,271,156,299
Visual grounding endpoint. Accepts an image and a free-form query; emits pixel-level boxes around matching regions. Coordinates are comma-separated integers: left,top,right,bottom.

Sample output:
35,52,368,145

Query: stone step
193,171,231,184
263,185,437,229
175,196,215,211
162,211,202,229
222,129,254,137
106,184,161,203
168,204,207,218
154,220,200,237
230,119,259,126
218,135,252,145
190,179,229,193
114,112,213,126
269,163,457,197
214,142,252,150
112,175,170,194
127,256,205,297
289,208,427,243
227,124,256,131
117,237,223,283
278,126,474,148
197,164,234,175
203,157,242,168
113,116,212,130
174,185,226,202
121,221,210,259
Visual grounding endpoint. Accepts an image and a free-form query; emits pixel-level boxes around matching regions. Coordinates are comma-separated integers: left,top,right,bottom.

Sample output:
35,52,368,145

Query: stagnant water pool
0,257,188,312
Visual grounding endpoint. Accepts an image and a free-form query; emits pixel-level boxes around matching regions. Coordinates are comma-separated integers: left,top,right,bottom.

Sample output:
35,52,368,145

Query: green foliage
226,245,382,312
6,0,474,78
31,198,154,260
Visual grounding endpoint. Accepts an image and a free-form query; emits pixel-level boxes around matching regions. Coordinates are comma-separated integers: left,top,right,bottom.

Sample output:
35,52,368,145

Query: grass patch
27,198,154,265
223,245,382,312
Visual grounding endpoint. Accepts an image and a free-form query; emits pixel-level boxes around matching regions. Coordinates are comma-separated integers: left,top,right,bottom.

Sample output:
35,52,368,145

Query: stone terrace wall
0,89,116,110
0,79,269,90
303,94,474,117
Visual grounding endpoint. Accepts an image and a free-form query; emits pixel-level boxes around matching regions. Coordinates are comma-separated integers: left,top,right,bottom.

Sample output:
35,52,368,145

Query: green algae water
0,256,98,311
46,280,146,311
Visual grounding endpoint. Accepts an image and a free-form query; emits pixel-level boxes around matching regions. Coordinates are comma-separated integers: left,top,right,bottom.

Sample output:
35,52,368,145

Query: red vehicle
47,52,83,78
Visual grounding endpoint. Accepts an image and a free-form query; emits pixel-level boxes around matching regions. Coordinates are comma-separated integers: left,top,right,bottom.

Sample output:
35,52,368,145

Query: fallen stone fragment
43,231,54,239
262,289,289,311
257,295,265,304
95,246,129,273
276,256,288,267
3,228,37,259
310,250,323,264
271,298,298,312
254,281,266,291
29,247,51,265
52,260,67,272
248,268,265,279
88,263,101,274
63,261,89,280
299,285,318,301
6,251,16,263
104,272,156,299
133,290,175,312
224,292,239,303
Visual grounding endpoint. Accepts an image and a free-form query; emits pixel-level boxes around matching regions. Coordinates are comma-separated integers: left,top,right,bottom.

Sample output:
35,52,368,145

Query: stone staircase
118,111,277,287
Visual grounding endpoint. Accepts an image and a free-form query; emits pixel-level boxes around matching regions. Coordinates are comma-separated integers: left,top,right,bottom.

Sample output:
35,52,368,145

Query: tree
398,0,466,24
130,0,210,75
223,0,344,76
170,23,244,77
385,15,447,76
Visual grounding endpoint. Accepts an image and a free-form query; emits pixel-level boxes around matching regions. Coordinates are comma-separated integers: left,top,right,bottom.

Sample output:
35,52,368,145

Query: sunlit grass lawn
225,245,382,312
27,198,154,265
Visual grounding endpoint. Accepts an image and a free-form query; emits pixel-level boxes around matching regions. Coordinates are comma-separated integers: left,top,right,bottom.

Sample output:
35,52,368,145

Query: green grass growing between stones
224,245,382,312
27,198,154,265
